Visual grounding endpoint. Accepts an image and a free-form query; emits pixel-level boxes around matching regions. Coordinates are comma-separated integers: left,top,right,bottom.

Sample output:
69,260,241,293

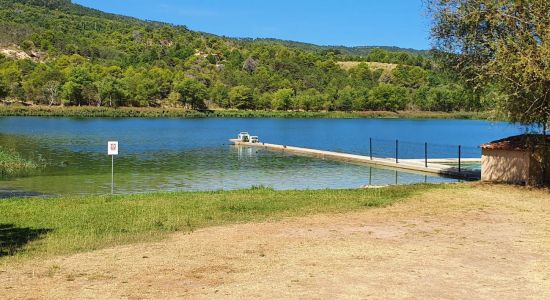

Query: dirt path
1,184,550,299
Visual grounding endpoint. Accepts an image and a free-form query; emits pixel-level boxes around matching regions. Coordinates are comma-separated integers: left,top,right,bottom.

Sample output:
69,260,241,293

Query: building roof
481,134,550,151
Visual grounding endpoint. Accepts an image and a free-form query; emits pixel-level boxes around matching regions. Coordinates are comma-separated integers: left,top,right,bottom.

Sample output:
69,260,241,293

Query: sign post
108,141,118,194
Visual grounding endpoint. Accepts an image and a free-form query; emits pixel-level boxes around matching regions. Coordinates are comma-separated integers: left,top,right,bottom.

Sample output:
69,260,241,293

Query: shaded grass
0,105,491,120
0,184,448,261
0,148,38,178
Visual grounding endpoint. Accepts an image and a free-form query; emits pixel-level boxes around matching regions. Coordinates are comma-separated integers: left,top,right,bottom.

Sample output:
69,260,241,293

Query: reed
0,148,38,178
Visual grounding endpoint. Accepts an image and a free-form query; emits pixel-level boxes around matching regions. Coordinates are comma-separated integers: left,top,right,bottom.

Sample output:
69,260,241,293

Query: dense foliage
427,0,550,129
0,0,490,112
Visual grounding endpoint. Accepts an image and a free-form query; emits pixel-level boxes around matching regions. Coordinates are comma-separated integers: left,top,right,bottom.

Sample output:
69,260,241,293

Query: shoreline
0,105,492,120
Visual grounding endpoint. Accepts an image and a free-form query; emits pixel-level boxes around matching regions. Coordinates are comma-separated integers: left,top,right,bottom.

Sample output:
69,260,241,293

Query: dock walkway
230,140,481,180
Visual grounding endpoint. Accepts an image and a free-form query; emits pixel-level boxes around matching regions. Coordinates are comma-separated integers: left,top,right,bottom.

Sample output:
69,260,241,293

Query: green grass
0,148,38,178
0,105,491,120
0,184,444,261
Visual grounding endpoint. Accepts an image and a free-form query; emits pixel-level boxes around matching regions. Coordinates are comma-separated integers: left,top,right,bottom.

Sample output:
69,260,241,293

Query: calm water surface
0,117,522,196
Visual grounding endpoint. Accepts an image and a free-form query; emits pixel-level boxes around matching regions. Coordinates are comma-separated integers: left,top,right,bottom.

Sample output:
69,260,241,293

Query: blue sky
73,0,431,50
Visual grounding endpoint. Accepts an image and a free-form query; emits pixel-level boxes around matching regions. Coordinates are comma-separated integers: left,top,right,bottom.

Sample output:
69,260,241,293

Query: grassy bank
0,184,448,261
0,105,491,120
0,148,38,178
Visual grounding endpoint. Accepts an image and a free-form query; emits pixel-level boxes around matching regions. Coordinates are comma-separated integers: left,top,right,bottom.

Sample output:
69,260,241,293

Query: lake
0,117,522,196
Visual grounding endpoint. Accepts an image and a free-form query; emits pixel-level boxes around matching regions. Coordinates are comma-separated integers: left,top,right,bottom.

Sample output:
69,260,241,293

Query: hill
242,38,429,57
0,0,489,113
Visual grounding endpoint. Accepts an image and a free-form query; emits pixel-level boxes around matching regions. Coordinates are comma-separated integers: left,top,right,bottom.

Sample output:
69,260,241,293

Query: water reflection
237,146,258,159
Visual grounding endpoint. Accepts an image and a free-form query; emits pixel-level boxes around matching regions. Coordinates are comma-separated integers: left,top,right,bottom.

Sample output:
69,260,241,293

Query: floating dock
230,139,481,180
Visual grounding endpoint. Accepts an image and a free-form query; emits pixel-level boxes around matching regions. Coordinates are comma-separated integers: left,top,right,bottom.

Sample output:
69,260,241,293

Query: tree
391,65,427,89
149,67,173,100
173,78,207,110
368,84,409,111
165,91,182,107
367,48,388,62
257,92,273,110
242,57,259,73
96,76,124,107
22,64,63,104
0,62,24,100
426,0,550,131
209,82,229,108
121,67,159,107
349,63,378,86
61,66,95,106
0,78,8,99
61,80,81,106
415,85,464,112
271,88,294,111
20,40,35,51
44,80,61,106
335,86,354,111
352,88,369,111
295,88,323,111
229,85,254,109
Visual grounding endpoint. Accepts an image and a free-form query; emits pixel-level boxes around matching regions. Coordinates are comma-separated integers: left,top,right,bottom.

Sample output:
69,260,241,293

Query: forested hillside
245,38,430,61
0,0,491,112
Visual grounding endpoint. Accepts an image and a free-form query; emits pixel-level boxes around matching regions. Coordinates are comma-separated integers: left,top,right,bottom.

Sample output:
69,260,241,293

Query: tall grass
0,105,491,120
0,184,443,260
0,148,38,178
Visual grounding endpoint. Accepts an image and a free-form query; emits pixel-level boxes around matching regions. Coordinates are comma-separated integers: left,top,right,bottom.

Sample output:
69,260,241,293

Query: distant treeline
0,105,490,120
0,0,494,113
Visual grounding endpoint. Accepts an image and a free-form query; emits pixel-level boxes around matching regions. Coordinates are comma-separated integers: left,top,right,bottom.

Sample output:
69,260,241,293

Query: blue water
0,117,523,195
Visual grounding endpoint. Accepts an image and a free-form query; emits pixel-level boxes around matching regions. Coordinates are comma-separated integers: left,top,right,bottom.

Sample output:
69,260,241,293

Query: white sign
108,141,119,156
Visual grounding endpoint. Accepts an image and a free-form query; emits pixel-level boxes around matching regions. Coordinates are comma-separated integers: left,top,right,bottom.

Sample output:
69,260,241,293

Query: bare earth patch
336,61,398,72
1,183,549,299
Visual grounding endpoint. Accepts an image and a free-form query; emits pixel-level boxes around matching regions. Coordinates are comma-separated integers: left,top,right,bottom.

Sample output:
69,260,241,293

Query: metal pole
395,139,399,163
369,138,372,160
458,145,462,173
425,142,428,168
111,155,114,194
